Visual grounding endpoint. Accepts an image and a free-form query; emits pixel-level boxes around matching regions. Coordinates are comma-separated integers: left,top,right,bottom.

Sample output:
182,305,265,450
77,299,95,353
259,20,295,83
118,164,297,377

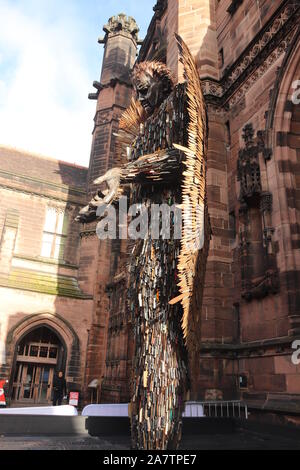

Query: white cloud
0,1,95,166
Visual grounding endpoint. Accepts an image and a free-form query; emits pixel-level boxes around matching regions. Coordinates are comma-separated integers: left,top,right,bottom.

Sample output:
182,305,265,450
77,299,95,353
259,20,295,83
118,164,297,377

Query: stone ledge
245,394,300,415
200,336,296,353
13,253,79,270
0,268,93,299
0,169,86,196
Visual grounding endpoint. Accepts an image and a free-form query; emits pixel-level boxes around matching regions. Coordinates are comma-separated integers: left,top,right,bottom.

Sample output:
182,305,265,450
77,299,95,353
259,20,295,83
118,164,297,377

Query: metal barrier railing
183,401,248,419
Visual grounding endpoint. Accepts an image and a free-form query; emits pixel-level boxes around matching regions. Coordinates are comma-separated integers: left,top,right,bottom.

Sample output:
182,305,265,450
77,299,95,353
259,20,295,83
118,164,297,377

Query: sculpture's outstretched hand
92,168,121,206
75,168,121,224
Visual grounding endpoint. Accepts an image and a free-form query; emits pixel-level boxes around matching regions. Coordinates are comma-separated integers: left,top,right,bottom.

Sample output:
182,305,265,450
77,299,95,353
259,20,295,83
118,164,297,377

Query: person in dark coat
52,371,67,406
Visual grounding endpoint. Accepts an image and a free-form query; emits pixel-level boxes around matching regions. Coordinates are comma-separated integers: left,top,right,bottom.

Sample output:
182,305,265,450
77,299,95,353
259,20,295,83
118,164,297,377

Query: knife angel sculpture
76,35,210,450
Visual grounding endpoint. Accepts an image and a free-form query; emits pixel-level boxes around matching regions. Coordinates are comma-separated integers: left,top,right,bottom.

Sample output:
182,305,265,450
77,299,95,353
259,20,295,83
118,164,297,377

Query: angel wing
113,98,146,167
119,97,145,135
171,34,210,355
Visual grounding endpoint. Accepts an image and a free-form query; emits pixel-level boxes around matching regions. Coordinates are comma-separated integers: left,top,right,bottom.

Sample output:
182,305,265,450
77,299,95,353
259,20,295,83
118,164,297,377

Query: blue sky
0,0,155,166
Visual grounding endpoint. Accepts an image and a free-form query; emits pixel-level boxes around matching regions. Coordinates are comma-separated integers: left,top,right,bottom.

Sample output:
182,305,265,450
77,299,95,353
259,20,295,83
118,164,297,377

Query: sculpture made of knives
77,35,210,449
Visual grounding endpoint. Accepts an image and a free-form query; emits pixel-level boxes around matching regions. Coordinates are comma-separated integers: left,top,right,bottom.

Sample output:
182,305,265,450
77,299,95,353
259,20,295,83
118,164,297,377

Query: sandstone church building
0,0,299,428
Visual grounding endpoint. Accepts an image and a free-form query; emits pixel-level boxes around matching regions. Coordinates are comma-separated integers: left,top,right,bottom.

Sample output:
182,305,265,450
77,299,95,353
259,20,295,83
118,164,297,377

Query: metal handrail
184,400,248,419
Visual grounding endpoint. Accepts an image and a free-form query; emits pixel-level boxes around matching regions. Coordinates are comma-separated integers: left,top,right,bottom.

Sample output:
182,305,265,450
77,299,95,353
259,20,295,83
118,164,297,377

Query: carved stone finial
103,13,139,41
153,0,168,18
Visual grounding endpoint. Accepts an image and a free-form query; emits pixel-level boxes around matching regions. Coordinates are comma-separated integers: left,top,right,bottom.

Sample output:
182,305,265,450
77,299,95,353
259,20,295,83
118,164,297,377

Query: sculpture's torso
130,82,188,162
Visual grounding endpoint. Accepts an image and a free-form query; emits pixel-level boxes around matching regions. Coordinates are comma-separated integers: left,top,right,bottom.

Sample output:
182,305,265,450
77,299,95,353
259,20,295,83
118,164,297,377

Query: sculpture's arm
120,147,183,185
75,147,183,223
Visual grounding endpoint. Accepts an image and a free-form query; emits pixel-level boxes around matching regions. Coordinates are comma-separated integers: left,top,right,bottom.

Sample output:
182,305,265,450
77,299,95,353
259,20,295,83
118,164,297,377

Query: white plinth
0,405,78,416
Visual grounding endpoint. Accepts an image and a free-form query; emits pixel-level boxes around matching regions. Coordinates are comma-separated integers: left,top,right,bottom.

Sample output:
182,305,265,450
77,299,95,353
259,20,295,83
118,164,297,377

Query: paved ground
181,429,300,450
1,429,300,450
0,435,129,450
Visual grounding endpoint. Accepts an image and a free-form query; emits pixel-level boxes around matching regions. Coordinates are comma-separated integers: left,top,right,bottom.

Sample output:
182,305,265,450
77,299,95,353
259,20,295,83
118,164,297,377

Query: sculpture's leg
129,238,188,450
131,318,187,450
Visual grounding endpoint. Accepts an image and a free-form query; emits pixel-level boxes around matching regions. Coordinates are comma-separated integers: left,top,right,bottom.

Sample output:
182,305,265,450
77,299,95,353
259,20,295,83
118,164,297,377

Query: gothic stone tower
81,14,139,402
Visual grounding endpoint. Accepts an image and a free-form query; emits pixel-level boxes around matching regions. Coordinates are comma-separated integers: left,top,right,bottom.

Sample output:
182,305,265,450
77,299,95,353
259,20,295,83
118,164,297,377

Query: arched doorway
11,326,65,405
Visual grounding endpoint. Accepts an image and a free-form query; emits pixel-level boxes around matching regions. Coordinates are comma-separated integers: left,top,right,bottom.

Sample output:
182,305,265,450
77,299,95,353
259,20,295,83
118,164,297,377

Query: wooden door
12,364,55,404
20,363,35,401
38,365,54,404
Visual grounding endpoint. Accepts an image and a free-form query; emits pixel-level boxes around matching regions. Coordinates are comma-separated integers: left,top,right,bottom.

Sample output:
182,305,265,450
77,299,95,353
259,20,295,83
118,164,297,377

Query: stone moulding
0,169,86,196
79,228,97,238
199,336,295,357
137,0,299,109
0,172,86,208
225,27,297,109
0,181,86,206
12,253,79,270
265,23,300,132
6,311,80,348
202,0,300,108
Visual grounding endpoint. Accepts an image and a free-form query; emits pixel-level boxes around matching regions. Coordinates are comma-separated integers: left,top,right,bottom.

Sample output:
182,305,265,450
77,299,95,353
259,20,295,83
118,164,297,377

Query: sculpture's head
131,61,174,115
